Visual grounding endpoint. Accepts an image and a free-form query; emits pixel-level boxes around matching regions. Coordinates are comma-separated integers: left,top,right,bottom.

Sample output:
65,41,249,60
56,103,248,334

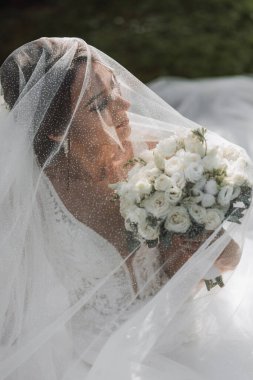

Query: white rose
138,223,160,241
202,148,226,171
171,172,186,189
188,204,207,224
165,185,182,205
120,198,136,219
184,162,204,183
154,174,173,191
204,179,218,195
184,133,205,157
201,193,216,208
205,209,224,230
165,156,184,176
156,137,177,158
153,149,165,171
217,185,233,206
177,149,201,167
117,182,141,203
142,191,171,219
134,178,152,195
164,206,191,233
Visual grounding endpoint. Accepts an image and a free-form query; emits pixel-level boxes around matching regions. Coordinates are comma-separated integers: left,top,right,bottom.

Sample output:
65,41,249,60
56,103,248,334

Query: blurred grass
1,0,253,81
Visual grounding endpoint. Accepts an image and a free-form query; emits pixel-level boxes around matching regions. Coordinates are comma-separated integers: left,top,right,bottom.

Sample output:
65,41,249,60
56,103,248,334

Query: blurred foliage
1,0,253,81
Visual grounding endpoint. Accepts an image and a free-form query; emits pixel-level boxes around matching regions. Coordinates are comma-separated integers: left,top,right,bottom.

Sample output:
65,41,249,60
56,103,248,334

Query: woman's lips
116,118,129,129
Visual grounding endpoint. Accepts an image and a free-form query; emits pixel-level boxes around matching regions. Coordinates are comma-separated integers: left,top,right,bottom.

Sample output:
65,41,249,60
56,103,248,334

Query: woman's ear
48,134,64,143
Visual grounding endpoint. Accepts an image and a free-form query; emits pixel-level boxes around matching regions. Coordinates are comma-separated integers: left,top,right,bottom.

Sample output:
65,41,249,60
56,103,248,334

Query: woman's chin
116,124,131,142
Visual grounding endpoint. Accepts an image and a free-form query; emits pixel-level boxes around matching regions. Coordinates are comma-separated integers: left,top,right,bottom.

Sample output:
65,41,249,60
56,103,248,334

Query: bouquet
110,128,252,251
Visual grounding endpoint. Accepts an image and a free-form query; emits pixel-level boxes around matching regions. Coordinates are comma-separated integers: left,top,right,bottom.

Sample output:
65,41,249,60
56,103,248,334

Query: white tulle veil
0,37,252,380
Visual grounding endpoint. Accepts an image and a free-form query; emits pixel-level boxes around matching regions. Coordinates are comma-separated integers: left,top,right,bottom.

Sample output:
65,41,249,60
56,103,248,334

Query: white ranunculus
222,145,242,161
204,179,218,195
156,137,177,158
171,172,186,189
165,156,184,176
217,185,233,206
165,185,182,205
153,149,165,171
134,178,152,195
165,206,191,233
124,206,147,231
202,148,226,171
138,223,160,241
201,193,216,208
154,174,173,191
225,168,248,186
188,204,207,224
184,162,204,183
184,133,205,157
205,208,224,230
142,191,171,219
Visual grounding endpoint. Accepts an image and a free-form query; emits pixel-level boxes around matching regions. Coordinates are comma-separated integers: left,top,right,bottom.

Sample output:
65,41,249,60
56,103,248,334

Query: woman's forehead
73,61,114,101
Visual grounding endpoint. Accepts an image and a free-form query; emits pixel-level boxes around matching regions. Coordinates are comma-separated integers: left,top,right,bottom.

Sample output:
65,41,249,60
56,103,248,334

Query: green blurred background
1,0,253,82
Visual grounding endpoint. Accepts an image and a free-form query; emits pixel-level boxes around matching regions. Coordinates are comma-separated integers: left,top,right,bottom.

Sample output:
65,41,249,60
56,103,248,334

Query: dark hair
0,38,88,166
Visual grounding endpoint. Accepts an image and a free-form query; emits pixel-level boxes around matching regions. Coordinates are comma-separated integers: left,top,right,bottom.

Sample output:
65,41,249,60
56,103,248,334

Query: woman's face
69,61,131,150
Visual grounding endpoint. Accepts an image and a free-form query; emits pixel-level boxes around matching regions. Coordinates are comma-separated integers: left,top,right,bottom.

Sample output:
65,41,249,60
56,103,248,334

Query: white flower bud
153,150,165,171
134,178,152,195
201,193,216,208
204,179,218,195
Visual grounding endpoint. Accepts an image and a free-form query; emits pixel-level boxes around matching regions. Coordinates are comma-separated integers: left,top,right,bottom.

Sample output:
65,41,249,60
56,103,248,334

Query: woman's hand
158,230,241,279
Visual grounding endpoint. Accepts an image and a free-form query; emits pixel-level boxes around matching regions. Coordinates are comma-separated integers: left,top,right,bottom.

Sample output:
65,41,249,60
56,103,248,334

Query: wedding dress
0,38,252,380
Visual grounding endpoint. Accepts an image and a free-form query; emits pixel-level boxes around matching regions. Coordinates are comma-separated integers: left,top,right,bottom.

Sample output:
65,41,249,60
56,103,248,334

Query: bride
0,37,252,380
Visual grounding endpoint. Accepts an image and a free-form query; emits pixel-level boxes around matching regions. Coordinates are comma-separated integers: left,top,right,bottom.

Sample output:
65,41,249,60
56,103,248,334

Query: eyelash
89,97,110,112
89,80,121,113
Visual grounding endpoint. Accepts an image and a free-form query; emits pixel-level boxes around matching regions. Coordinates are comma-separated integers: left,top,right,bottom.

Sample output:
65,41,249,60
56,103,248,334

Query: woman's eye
89,97,110,112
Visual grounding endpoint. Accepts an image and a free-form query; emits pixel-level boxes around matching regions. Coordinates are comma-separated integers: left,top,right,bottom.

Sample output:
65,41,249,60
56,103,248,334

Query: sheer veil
0,38,252,380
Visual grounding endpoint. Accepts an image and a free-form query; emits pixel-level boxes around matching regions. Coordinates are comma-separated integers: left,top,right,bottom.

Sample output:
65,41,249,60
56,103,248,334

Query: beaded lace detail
41,175,167,363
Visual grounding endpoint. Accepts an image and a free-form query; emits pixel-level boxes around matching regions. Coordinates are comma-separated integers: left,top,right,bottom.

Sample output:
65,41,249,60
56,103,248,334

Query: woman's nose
113,94,131,112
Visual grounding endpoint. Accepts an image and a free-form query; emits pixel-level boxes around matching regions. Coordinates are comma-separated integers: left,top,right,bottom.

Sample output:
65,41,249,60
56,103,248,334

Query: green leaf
159,230,172,249
146,239,159,248
125,231,141,253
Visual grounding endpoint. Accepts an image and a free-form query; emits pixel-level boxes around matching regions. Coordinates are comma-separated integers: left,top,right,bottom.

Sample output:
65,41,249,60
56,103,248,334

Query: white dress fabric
41,174,167,371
